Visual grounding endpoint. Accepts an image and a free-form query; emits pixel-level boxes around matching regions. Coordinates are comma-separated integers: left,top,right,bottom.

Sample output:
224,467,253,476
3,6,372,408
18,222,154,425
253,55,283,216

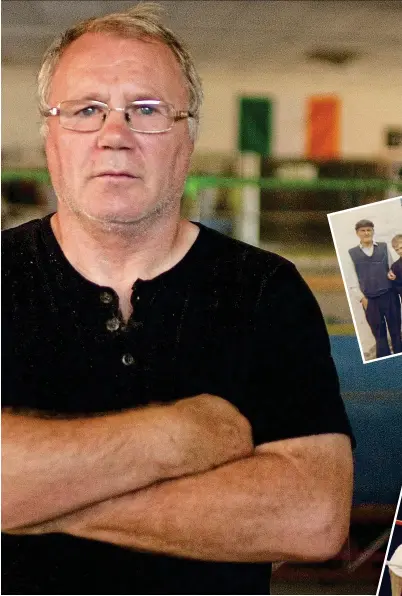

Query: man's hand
388,270,396,281
170,394,253,475
360,296,368,310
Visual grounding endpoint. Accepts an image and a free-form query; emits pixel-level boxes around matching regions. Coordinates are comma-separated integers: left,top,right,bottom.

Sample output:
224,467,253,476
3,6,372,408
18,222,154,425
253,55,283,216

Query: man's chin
84,211,146,227
59,195,175,230
77,205,164,230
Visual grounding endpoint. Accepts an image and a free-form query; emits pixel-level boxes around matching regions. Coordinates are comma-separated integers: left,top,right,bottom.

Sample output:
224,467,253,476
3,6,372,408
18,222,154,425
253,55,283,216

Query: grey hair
355,219,374,231
37,2,203,140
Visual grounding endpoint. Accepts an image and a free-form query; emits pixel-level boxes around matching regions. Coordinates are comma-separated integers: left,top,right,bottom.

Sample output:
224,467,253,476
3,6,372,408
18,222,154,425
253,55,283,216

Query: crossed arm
2,398,353,563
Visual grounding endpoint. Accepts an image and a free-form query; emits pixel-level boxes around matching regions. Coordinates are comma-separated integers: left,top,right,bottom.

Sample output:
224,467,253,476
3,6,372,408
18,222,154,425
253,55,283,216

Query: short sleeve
243,261,354,447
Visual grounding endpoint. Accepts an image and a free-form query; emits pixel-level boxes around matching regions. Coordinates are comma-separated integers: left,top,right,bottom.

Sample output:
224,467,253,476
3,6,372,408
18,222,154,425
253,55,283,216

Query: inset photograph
377,490,402,596
328,196,402,363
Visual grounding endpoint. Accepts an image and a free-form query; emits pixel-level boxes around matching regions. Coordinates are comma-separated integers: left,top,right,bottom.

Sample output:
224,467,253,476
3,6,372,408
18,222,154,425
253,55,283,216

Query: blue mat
330,336,402,506
331,335,402,393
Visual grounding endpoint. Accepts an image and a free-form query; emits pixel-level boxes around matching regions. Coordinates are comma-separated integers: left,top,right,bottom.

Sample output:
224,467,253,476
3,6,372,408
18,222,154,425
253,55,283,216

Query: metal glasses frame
43,99,193,134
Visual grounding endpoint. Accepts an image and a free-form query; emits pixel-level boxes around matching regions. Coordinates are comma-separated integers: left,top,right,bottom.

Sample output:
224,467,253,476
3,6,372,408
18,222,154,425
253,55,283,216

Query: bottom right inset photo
377,489,402,596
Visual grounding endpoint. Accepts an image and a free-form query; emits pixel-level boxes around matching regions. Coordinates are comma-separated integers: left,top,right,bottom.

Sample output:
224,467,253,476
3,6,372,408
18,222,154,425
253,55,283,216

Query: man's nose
96,109,135,149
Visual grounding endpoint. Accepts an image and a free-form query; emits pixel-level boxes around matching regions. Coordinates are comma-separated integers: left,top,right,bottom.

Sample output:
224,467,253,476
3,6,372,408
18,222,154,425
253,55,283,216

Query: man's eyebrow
67,94,165,103
63,94,108,102
128,94,164,102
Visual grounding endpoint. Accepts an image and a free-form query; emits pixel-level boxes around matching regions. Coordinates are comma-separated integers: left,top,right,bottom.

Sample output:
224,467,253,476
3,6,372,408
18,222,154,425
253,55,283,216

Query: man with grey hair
348,219,402,359
2,3,353,594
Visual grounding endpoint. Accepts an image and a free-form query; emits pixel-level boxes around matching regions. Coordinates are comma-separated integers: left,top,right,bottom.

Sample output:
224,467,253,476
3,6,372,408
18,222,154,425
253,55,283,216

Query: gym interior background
2,1,402,594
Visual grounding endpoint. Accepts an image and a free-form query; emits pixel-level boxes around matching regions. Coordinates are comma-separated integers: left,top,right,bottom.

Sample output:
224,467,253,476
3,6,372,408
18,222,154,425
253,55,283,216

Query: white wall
2,66,43,155
197,66,402,158
2,63,402,163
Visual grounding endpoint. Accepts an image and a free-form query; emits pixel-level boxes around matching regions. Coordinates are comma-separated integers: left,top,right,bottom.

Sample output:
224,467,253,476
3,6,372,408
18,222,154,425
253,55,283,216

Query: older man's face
356,226,374,245
45,33,194,226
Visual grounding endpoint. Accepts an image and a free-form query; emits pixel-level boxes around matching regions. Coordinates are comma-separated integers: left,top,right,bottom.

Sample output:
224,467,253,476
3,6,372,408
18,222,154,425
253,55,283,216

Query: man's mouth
95,171,138,178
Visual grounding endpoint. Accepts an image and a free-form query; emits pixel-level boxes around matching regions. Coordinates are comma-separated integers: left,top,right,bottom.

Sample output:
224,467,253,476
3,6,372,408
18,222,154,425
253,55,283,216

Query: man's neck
51,208,199,308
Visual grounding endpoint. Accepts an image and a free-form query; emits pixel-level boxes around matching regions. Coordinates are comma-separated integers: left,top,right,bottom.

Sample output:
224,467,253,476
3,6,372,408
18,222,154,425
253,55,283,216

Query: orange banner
306,95,340,159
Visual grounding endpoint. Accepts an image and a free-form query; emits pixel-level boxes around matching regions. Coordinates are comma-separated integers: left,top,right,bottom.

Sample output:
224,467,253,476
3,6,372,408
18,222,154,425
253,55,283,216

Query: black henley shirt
2,215,353,595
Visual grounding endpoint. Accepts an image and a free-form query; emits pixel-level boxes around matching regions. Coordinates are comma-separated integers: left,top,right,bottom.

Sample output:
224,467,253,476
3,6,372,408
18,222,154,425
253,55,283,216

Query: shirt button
122,353,135,366
100,291,113,304
106,317,120,331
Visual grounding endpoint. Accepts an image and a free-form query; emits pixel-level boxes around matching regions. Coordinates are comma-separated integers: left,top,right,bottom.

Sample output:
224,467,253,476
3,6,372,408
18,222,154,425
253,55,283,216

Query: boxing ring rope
2,169,402,192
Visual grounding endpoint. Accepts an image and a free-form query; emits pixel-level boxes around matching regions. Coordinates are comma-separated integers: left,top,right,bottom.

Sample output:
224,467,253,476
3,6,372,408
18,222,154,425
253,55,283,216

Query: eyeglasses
43,99,193,134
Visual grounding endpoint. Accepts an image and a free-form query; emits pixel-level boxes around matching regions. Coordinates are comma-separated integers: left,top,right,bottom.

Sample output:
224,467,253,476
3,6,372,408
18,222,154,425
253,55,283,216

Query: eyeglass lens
59,100,174,132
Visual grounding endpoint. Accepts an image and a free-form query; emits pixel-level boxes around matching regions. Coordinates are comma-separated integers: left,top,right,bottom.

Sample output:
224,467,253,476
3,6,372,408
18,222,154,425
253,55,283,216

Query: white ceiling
2,0,402,76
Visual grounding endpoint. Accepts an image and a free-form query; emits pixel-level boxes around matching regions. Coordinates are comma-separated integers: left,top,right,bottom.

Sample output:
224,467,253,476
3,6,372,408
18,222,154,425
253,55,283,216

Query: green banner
238,97,272,155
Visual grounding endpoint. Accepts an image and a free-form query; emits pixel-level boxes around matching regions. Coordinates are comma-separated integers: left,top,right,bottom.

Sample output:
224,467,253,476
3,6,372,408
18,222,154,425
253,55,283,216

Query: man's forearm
346,254,364,301
30,434,353,563
2,405,191,530
2,395,253,531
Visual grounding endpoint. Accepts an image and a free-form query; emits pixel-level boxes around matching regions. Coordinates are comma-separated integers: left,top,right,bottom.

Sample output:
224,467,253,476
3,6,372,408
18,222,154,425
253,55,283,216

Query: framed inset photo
376,488,402,596
328,195,402,364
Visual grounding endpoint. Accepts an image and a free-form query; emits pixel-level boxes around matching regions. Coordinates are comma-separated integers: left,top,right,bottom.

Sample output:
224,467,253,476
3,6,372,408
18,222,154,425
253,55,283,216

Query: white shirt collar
360,241,378,249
